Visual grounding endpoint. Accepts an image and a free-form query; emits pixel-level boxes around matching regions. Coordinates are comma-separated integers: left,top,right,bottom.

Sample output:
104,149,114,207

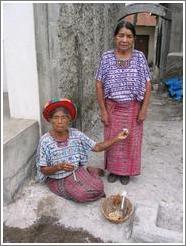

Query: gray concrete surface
3,93,40,204
3,92,184,243
3,118,39,204
132,202,183,243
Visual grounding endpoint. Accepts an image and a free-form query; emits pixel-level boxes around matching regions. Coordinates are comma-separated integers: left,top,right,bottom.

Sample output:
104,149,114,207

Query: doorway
135,35,149,60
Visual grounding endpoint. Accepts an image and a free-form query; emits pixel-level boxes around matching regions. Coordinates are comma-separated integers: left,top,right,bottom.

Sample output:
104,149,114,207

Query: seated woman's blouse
36,128,96,182
95,49,151,102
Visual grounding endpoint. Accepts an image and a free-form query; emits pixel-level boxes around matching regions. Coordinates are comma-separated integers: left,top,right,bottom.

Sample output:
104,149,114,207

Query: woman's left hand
57,163,74,172
137,110,146,123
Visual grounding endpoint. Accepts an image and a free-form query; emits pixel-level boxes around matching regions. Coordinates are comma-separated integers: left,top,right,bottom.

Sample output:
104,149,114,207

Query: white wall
3,3,40,121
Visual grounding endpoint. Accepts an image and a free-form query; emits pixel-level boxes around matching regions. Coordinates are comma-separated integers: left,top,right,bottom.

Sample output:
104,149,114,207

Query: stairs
3,93,40,204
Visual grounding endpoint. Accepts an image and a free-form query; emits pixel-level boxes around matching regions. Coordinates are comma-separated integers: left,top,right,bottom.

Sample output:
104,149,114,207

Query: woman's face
115,27,135,52
50,110,70,133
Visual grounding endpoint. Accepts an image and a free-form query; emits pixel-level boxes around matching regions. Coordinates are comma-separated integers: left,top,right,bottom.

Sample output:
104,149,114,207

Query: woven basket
101,195,134,224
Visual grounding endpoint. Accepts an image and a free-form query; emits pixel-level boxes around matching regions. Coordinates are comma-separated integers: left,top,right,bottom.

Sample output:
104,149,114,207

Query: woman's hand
137,109,147,123
100,110,109,126
40,163,74,175
138,81,151,124
93,128,129,152
57,163,74,172
117,129,129,140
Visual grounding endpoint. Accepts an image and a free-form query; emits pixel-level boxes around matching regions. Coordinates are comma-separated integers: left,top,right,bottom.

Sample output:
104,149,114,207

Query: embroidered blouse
95,49,151,102
36,128,96,182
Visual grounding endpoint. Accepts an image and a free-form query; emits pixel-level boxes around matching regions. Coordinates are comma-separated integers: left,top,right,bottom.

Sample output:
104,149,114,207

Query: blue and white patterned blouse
95,49,151,102
36,128,96,182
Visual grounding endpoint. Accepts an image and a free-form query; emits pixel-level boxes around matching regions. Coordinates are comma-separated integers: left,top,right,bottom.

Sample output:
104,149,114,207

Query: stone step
3,117,39,204
132,202,183,243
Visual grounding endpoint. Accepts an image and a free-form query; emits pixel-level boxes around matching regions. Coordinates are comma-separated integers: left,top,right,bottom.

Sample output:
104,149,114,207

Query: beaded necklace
116,58,131,68
115,50,133,68
50,130,69,147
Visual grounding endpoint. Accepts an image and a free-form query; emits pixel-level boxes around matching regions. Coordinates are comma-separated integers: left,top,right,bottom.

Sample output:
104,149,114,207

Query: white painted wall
3,3,40,121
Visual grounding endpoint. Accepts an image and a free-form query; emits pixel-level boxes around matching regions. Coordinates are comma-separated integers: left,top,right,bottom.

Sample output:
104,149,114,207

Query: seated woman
36,98,128,203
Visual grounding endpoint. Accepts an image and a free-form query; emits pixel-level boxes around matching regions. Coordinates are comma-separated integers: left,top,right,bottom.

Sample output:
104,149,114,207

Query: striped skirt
104,99,143,176
46,167,105,202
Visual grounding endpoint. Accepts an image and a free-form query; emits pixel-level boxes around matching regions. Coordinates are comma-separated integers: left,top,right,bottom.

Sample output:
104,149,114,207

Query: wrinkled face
115,27,135,52
50,110,70,133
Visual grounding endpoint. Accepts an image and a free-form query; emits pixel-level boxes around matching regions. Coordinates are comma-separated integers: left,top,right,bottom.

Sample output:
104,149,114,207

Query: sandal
107,173,118,183
119,176,130,185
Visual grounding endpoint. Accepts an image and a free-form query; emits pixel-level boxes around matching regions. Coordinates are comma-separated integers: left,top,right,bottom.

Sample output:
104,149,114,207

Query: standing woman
95,20,151,185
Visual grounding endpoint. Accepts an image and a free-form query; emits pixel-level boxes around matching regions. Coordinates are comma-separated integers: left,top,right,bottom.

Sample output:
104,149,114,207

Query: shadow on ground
3,216,103,243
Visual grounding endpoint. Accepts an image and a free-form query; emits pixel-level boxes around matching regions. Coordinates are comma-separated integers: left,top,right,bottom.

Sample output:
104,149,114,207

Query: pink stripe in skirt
46,167,105,202
104,99,143,176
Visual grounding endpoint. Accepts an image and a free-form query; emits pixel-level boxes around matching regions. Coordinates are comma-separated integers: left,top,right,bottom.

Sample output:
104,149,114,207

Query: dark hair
49,106,70,119
114,20,136,37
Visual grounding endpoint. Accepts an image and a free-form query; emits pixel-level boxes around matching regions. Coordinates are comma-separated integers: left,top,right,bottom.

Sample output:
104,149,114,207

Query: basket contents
108,211,123,221
112,194,122,206
101,194,134,223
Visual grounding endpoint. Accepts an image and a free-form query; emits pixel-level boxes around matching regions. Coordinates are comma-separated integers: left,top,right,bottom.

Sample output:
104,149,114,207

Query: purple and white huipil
95,49,151,102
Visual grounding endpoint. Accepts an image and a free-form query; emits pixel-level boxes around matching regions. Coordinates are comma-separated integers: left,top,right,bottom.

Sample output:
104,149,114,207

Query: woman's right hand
117,129,129,140
57,163,74,172
100,110,109,126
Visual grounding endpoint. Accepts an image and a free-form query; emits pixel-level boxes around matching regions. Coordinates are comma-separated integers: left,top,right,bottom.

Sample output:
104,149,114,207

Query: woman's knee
71,186,104,202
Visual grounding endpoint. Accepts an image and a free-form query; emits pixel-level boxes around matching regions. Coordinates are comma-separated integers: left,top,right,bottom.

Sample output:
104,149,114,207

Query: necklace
116,58,131,68
50,130,69,147
115,50,132,68
56,140,68,148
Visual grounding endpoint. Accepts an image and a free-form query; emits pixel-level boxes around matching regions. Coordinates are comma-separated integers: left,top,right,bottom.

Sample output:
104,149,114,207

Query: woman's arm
96,80,109,126
138,80,151,123
92,130,128,152
40,163,74,175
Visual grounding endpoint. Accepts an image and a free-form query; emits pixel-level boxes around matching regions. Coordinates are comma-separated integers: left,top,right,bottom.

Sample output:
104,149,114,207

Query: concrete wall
168,3,183,53
34,3,126,133
3,119,39,204
164,3,183,77
136,26,155,64
3,3,40,122
3,3,41,204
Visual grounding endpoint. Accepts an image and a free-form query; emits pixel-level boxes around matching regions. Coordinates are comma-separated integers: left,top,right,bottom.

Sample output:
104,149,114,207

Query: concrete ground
3,91,184,243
